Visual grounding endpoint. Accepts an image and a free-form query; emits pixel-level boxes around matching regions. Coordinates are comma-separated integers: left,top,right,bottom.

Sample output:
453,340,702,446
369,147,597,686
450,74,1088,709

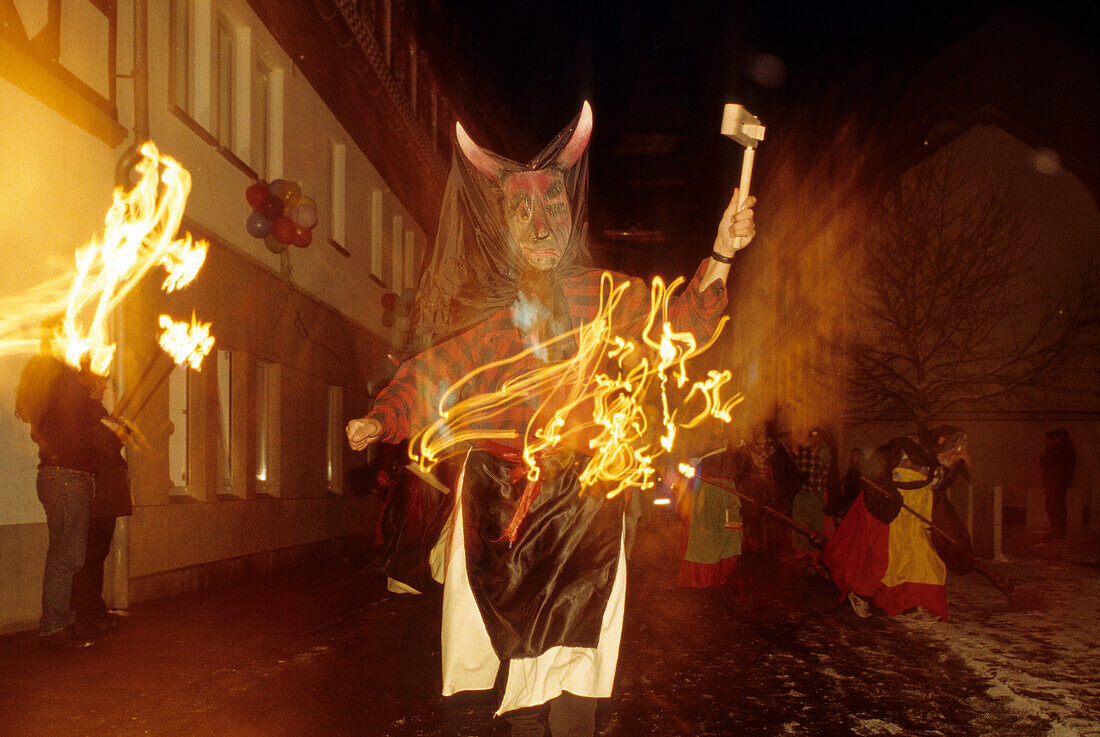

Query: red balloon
245,182,269,208
257,193,283,221
271,216,296,244
292,224,312,247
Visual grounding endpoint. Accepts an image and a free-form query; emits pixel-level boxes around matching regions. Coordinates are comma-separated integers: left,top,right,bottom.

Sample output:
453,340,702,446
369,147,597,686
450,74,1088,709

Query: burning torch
112,313,215,435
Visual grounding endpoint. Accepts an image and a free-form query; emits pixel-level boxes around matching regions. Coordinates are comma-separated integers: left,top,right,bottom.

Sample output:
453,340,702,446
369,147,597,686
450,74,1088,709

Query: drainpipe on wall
107,0,150,613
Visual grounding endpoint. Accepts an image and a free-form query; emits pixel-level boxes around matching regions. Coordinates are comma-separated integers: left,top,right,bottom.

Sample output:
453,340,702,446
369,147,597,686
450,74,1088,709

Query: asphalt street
1,514,1097,737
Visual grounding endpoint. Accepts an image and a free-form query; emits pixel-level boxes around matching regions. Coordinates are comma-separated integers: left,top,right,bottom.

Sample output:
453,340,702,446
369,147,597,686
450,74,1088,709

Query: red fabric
677,517,739,588
678,555,739,588
369,260,727,446
478,441,547,544
822,494,949,620
822,495,890,599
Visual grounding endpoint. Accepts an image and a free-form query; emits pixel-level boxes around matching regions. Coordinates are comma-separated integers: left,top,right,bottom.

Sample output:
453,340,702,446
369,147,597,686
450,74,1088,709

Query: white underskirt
439,458,627,715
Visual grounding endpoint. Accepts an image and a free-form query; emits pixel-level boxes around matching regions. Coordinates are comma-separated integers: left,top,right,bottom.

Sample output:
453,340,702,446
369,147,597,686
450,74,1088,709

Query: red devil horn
455,121,502,181
556,100,593,168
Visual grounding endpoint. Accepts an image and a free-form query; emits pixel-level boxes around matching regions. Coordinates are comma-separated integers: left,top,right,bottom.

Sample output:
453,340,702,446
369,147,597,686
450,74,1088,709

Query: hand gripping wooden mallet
721,104,766,247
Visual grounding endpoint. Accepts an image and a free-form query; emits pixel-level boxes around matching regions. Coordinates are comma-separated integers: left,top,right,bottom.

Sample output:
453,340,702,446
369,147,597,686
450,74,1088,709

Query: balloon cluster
244,179,318,253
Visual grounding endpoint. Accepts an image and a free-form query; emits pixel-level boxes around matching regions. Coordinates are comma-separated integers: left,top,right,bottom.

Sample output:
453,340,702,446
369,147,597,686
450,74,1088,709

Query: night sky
426,1,1096,275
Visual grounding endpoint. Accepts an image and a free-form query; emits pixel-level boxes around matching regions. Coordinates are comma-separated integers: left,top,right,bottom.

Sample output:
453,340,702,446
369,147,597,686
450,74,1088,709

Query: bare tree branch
843,152,1099,431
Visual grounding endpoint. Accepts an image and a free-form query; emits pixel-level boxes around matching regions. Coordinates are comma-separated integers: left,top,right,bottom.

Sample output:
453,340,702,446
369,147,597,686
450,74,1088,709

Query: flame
410,272,742,500
157,314,214,370
0,141,208,375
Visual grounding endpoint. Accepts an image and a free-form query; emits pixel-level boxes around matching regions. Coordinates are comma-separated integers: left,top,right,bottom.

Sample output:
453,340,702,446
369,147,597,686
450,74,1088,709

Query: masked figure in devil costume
347,102,755,736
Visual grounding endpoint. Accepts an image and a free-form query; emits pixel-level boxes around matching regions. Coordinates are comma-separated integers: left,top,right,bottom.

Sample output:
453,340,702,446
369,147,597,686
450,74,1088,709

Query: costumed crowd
344,100,1053,737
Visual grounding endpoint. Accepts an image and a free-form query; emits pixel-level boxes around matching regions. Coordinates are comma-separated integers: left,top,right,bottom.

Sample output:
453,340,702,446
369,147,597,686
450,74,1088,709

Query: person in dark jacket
71,371,132,637
1040,429,1076,540
16,348,110,648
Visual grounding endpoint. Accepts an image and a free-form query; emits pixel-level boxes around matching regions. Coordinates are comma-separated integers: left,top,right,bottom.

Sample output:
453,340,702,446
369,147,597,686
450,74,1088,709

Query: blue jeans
37,467,94,636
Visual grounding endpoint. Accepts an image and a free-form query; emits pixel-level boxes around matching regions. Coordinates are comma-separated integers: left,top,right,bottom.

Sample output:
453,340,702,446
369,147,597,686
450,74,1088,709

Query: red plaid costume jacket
369,259,728,447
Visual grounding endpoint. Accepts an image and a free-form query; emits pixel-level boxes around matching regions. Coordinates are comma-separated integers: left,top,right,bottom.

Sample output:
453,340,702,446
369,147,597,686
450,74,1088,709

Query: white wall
0,76,122,526
0,0,426,631
143,0,427,331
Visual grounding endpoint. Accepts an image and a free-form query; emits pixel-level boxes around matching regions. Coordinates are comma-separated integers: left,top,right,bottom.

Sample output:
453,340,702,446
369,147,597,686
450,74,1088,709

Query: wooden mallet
721,104,766,246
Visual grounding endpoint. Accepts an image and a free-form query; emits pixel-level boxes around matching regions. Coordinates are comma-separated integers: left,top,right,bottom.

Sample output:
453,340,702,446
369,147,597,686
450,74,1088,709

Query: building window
255,360,269,493
58,0,113,101
190,0,212,131
391,215,404,290
370,189,384,279
380,0,392,63
169,0,259,175
407,40,418,112
168,0,215,143
330,142,347,246
169,0,190,112
404,231,417,291
215,349,231,495
251,61,269,178
167,365,189,495
327,386,344,495
0,0,122,144
246,63,284,180
215,16,234,148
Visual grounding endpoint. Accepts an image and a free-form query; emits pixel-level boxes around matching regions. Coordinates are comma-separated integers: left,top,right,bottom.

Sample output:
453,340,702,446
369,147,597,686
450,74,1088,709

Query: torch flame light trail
411,273,744,500
158,314,214,370
0,141,208,375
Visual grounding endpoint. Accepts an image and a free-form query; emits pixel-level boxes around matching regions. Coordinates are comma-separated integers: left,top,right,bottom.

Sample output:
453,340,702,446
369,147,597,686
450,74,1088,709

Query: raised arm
700,187,756,290
649,188,756,340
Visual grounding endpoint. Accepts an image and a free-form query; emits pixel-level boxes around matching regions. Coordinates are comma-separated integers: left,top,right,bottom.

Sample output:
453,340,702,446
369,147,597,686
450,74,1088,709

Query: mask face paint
405,103,592,358
502,169,572,271
455,101,592,274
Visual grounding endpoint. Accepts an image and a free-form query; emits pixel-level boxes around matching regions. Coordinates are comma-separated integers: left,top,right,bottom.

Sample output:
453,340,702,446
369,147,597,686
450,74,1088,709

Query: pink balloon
290,202,318,230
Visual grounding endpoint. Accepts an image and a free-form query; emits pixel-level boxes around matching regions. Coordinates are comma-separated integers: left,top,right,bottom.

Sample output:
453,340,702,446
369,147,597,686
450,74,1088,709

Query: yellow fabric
881,467,947,588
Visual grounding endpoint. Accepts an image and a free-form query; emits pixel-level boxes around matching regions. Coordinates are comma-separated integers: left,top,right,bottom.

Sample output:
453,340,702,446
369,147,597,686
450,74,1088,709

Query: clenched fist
346,417,382,451
713,188,756,258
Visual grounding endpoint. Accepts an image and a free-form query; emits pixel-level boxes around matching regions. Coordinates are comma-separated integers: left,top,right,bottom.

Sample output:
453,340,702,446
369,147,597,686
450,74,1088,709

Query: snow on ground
903,536,1100,736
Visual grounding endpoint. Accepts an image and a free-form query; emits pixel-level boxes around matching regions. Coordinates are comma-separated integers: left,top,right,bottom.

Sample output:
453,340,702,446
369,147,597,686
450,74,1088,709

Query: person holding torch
347,101,757,736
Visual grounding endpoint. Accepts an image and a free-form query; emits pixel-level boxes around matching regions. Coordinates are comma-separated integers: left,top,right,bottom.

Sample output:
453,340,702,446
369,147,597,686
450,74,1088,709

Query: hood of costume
402,103,594,359
867,436,942,491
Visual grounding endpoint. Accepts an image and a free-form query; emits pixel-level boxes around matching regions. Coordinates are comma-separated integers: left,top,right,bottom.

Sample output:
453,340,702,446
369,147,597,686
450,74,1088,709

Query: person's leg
73,516,116,627
547,692,597,737
36,469,92,637
1051,486,1068,539
504,705,546,737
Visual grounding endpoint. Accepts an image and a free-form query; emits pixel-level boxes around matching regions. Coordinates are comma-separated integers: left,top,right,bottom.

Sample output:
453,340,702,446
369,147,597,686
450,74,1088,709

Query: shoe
848,591,872,619
903,606,940,624
39,627,94,649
